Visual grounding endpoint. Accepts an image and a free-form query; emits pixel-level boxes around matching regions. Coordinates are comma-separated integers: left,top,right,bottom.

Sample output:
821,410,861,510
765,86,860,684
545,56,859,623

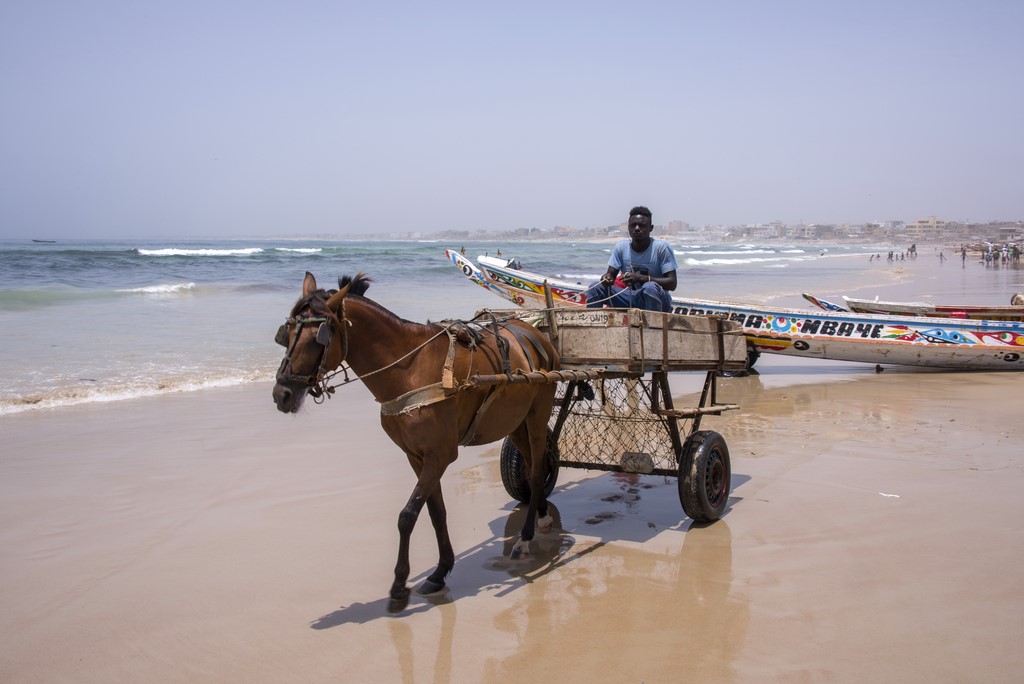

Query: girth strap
377,380,500,447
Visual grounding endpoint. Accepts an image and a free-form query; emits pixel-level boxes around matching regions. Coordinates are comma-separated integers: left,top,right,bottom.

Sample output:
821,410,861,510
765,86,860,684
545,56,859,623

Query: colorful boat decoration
809,294,1024,322
446,250,1024,371
800,293,849,313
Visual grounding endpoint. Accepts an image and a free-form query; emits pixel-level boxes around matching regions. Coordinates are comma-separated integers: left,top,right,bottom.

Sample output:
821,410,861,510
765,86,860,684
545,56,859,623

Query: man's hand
622,271,649,286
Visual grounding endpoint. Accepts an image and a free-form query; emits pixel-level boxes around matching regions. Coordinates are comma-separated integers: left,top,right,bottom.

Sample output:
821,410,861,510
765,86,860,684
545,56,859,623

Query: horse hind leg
510,415,553,560
418,488,455,596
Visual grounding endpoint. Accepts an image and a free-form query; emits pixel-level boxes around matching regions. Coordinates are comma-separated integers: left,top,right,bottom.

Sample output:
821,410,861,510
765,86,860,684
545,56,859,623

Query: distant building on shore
905,216,948,242
418,215,1018,245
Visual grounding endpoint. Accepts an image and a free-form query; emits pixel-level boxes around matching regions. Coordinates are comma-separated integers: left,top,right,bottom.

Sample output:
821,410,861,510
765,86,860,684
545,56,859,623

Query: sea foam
136,247,264,257
116,283,197,294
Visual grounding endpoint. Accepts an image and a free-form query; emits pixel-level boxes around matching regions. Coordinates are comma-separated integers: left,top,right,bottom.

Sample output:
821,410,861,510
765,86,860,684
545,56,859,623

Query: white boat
821,295,1024,322
446,250,1024,371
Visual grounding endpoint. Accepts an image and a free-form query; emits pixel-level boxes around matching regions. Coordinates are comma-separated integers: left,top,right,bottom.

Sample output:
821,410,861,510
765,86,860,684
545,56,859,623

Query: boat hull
446,250,1024,371
841,296,1024,321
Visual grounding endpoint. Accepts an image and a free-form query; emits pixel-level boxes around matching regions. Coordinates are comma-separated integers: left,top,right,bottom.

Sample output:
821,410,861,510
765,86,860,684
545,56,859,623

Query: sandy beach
2,354,1022,683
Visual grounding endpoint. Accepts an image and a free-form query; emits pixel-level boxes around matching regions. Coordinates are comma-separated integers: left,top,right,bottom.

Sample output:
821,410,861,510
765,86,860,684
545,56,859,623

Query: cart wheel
499,429,560,503
746,345,760,370
678,430,731,522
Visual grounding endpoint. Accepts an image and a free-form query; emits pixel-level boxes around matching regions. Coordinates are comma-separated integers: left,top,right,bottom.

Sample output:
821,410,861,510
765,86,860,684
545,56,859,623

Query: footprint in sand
584,511,619,525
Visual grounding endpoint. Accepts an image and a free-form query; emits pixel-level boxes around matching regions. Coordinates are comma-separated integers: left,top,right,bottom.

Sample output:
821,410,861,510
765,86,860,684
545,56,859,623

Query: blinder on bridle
275,318,332,348
274,308,347,401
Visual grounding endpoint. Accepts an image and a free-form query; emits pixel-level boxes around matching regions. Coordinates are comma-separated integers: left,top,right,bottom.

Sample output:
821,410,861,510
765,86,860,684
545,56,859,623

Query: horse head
272,271,370,413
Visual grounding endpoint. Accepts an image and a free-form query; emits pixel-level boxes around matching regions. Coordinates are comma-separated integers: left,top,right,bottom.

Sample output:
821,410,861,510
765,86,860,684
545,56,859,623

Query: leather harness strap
502,322,551,371
377,318,552,446
379,381,451,416
441,326,459,390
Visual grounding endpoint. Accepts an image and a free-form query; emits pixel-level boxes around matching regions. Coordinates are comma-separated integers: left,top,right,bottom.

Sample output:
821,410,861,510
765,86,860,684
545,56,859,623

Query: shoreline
5,245,1023,418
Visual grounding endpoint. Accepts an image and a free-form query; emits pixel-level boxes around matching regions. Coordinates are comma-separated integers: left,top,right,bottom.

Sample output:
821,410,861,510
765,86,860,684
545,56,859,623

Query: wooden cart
473,307,748,523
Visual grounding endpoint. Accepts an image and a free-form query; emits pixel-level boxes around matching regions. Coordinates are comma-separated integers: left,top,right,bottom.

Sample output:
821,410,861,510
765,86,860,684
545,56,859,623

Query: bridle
274,290,498,406
274,294,350,401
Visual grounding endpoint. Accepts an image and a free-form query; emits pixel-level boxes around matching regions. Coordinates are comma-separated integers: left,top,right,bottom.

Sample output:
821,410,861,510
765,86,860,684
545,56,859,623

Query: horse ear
326,281,351,310
302,272,317,297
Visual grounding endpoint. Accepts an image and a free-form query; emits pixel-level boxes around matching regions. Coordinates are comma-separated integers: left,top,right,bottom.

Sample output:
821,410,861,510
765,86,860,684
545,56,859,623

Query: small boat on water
31,239,57,244
446,250,1024,371
804,294,1024,322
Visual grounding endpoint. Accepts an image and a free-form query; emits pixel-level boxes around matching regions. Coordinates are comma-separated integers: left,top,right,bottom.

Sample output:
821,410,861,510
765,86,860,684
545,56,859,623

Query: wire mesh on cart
549,376,691,476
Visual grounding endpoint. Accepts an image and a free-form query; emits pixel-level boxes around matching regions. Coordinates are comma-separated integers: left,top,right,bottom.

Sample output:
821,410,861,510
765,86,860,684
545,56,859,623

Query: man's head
627,206,653,242
629,206,652,222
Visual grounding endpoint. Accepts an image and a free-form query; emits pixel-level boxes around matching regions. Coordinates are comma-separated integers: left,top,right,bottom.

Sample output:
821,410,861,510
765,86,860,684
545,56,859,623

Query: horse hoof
538,514,554,533
417,578,446,596
388,588,410,614
510,539,530,559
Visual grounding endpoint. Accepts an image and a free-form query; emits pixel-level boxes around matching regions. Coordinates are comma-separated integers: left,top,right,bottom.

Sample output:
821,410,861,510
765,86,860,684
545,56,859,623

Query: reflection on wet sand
483,509,748,682
388,604,456,684
315,476,749,682
671,367,986,456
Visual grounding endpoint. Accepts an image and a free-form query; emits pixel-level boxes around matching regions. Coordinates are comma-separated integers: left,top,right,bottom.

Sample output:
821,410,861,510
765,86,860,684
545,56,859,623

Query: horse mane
293,274,430,331
335,273,438,331
339,273,372,297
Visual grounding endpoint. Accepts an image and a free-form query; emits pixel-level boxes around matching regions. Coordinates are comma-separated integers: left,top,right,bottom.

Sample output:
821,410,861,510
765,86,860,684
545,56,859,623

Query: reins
275,292,555,444
277,290,490,403
314,323,457,401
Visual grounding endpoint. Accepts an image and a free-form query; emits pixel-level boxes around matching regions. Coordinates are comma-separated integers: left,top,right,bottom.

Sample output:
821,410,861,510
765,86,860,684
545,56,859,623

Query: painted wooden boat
836,295,1024,321
446,250,1024,371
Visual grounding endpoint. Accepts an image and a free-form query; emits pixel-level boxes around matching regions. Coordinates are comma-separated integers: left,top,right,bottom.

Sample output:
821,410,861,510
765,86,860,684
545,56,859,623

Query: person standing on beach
586,206,677,312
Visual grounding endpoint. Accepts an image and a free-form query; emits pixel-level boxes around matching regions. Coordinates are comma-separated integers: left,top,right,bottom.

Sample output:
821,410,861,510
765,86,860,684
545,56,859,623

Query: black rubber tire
499,429,560,503
746,344,761,370
678,430,731,522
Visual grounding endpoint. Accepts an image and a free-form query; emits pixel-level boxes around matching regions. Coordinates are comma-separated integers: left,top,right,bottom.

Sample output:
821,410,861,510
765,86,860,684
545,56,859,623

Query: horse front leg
419,488,455,596
389,483,428,613
389,454,452,613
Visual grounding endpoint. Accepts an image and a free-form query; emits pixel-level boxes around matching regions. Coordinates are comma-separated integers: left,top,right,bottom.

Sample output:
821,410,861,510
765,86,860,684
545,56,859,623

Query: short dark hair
629,206,652,220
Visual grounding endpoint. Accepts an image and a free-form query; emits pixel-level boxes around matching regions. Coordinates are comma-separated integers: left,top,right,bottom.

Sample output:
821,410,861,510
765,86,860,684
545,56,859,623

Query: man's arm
599,265,619,286
655,270,677,291
652,242,679,291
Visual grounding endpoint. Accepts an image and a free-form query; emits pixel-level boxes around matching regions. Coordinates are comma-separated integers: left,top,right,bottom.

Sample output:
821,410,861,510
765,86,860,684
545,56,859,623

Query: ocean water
2,238,1020,415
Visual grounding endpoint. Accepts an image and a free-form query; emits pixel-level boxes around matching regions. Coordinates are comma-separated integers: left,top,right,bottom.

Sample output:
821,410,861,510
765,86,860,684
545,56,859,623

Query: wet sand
2,356,1023,683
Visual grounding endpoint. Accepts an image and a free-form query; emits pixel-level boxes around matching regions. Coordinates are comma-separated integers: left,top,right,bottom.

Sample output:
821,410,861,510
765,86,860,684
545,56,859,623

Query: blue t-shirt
609,239,678,278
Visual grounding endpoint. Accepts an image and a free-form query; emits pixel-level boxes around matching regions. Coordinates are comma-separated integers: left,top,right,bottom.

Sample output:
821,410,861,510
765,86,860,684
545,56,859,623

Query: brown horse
272,272,559,613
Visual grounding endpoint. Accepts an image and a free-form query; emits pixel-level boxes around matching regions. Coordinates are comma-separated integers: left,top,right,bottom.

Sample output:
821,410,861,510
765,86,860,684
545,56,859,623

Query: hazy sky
2,1,1022,239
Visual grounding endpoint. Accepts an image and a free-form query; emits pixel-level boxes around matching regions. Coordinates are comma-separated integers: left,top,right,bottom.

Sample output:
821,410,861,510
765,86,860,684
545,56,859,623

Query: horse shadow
310,469,750,627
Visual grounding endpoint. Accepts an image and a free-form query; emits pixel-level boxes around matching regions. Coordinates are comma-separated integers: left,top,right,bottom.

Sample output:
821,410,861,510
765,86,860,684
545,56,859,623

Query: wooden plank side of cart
477,307,749,374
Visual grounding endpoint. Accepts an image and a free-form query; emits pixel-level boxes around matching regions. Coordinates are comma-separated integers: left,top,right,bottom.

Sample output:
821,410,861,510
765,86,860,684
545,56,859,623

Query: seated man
586,206,678,312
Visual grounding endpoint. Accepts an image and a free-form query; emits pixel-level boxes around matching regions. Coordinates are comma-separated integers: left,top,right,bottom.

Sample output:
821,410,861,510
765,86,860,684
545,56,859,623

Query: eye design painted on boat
918,329,976,345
